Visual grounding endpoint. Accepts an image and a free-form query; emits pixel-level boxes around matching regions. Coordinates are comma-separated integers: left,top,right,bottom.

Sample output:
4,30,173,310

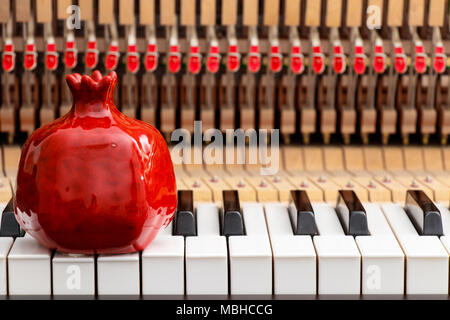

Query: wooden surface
0,0,10,23
305,0,321,26
221,0,238,25
98,0,114,24
243,0,259,26
325,0,342,27
364,147,384,170
263,0,280,26
387,0,404,26
423,148,444,171
181,0,196,26
201,0,216,25
383,147,404,171
368,0,383,10
36,0,52,23
403,148,424,171
428,0,446,26
283,147,304,172
140,0,155,25
323,147,344,171
343,147,364,171
78,0,93,21
284,0,301,26
15,0,31,22
57,0,72,20
346,0,363,27
119,0,134,25
160,0,175,25
408,0,425,26
303,147,324,172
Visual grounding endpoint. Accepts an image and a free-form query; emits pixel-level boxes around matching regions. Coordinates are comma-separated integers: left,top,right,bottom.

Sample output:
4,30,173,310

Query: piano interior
0,0,450,297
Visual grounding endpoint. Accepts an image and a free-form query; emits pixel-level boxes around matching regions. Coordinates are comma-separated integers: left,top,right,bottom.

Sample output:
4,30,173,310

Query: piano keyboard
1,145,450,297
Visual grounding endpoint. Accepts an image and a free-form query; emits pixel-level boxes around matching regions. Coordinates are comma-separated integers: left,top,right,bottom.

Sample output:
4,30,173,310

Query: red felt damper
14,71,177,254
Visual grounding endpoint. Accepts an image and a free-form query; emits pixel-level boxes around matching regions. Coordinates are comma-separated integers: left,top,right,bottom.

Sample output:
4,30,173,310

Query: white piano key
196,203,221,236
288,203,297,231
355,203,404,294
142,234,184,295
398,235,448,294
8,237,52,295
313,235,360,294
186,236,227,294
159,219,174,236
271,235,316,294
381,203,449,294
229,203,272,294
266,203,296,235
363,202,396,235
312,203,361,294
356,236,404,294
440,236,450,254
312,203,345,235
265,203,316,294
381,203,418,236
242,203,270,237
186,203,227,295
0,238,13,294
97,252,140,295
52,253,95,295
228,235,272,295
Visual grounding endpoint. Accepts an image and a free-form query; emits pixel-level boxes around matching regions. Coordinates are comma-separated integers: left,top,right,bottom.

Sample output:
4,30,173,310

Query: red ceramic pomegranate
14,71,177,254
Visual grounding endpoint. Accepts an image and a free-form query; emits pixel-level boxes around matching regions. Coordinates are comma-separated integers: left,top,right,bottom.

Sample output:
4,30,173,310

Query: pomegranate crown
66,71,117,103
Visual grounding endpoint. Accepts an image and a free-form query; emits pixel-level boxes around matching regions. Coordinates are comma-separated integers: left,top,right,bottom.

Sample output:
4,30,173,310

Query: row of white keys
4,203,272,295
356,203,404,294
8,236,136,295
312,203,361,294
58,220,181,295
267,201,405,294
228,203,272,294
265,203,316,294
5,221,177,295
381,203,449,294
185,203,227,294
145,201,272,295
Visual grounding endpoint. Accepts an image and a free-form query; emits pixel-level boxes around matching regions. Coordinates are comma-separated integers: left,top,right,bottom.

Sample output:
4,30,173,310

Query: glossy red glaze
14,71,177,254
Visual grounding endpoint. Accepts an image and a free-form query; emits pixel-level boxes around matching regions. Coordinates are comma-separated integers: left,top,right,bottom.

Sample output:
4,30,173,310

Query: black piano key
221,190,245,236
290,190,318,236
336,190,370,236
0,198,25,238
405,190,443,236
173,190,197,237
